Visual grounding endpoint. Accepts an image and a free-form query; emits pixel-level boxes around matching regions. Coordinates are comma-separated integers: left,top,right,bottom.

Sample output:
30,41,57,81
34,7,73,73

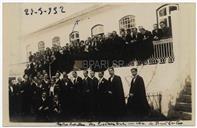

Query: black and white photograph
2,2,196,126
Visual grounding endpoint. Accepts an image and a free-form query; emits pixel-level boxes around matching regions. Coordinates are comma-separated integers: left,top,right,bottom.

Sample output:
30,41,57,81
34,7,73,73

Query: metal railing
130,38,175,66
146,92,162,112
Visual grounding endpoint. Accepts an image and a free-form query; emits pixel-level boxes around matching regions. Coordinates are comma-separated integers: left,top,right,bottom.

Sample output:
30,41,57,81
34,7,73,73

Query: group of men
9,67,150,121
25,22,171,75
9,22,171,121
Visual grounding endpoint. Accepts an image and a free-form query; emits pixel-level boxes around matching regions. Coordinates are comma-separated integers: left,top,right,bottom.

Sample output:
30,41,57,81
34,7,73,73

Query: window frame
91,24,104,37
38,41,45,51
52,36,60,47
119,15,135,32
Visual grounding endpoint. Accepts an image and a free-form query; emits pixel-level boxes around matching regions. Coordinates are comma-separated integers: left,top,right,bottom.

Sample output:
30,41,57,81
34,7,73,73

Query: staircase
167,76,192,120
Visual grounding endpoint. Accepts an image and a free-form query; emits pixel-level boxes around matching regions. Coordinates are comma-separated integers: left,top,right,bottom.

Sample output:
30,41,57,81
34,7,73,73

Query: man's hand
154,36,158,40
129,93,134,97
38,106,43,111
44,107,49,110
108,91,112,94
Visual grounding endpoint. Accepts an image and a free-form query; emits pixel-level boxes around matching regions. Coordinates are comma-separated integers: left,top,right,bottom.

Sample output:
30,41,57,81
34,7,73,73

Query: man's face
112,31,117,36
90,71,95,78
39,75,44,80
83,71,88,78
139,28,145,34
44,74,48,79
51,79,55,84
56,73,60,79
120,31,125,37
72,72,77,78
153,24,158,30
62,72,67,76
108,69,114,76
54,95,58,101
98,72,104,78
33,76,38,82
132,28,137,34
37,80,42,85
126,30,131,34
87,37,91,41
42,92,47,98
160,23,165,29
17,77,22,83
98,35,101,39
131,70,137,77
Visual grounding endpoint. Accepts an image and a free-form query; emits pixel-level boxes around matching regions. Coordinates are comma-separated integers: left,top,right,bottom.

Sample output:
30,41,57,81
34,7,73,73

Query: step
175,111,192,120
174,102,192,112
181,88,192,95
177,94,192,103
184,85,191,92
185,81,191,87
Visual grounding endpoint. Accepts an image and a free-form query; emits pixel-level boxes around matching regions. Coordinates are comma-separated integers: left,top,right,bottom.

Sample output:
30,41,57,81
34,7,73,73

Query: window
69,31,80,46
169,6,178,14
156,4,179,28
38,41,45,51
69,31,80,42
159,8,167,17
119,15,135,31
52,36,60,47
91,24,104,37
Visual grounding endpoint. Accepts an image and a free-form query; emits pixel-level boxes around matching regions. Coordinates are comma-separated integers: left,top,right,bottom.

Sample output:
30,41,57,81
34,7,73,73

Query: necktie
98,79,102,89
110,77,113,82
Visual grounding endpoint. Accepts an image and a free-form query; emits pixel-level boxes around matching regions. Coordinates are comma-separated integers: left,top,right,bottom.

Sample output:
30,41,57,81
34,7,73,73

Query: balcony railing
130,38,175,66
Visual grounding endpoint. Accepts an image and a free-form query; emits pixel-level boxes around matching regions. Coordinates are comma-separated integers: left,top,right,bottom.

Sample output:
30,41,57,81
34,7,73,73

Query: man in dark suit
120,28,126,41
9,80,17,120
22,74,34,119
138,27,154,61
90,70,98,93
59,72,73,119
50,95,62,121
42,73,50,94
36,92,50,121
89,70,98,118
81,70,93,119
112,31,125,59
71,71,83,118
138,27,153,41
152,24,162,40
15,77,24,118
96,71,112,120
55,72,62,86
108,67,125,120
127,68,150,120
159,21,172,39
125,29,132,43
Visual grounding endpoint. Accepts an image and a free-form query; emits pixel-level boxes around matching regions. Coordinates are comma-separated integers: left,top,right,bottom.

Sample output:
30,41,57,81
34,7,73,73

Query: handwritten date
24,6,66,15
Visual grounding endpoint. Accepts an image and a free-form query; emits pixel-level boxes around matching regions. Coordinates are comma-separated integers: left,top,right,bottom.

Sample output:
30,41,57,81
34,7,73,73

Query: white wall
22,4,158,62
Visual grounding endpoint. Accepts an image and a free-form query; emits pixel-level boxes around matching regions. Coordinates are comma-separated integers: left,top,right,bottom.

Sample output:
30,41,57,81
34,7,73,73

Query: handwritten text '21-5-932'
24,6,66,15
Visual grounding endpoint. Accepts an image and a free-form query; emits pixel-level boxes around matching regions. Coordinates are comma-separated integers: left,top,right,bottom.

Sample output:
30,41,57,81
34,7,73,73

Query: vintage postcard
3,2,196,126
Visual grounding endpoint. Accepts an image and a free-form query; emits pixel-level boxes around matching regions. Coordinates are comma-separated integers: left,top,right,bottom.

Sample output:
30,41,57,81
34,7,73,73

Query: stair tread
176,102,192,105
175,111,192,115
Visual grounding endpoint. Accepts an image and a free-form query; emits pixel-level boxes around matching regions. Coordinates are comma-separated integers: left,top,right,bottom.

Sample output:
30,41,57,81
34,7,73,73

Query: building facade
22,4,162,62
